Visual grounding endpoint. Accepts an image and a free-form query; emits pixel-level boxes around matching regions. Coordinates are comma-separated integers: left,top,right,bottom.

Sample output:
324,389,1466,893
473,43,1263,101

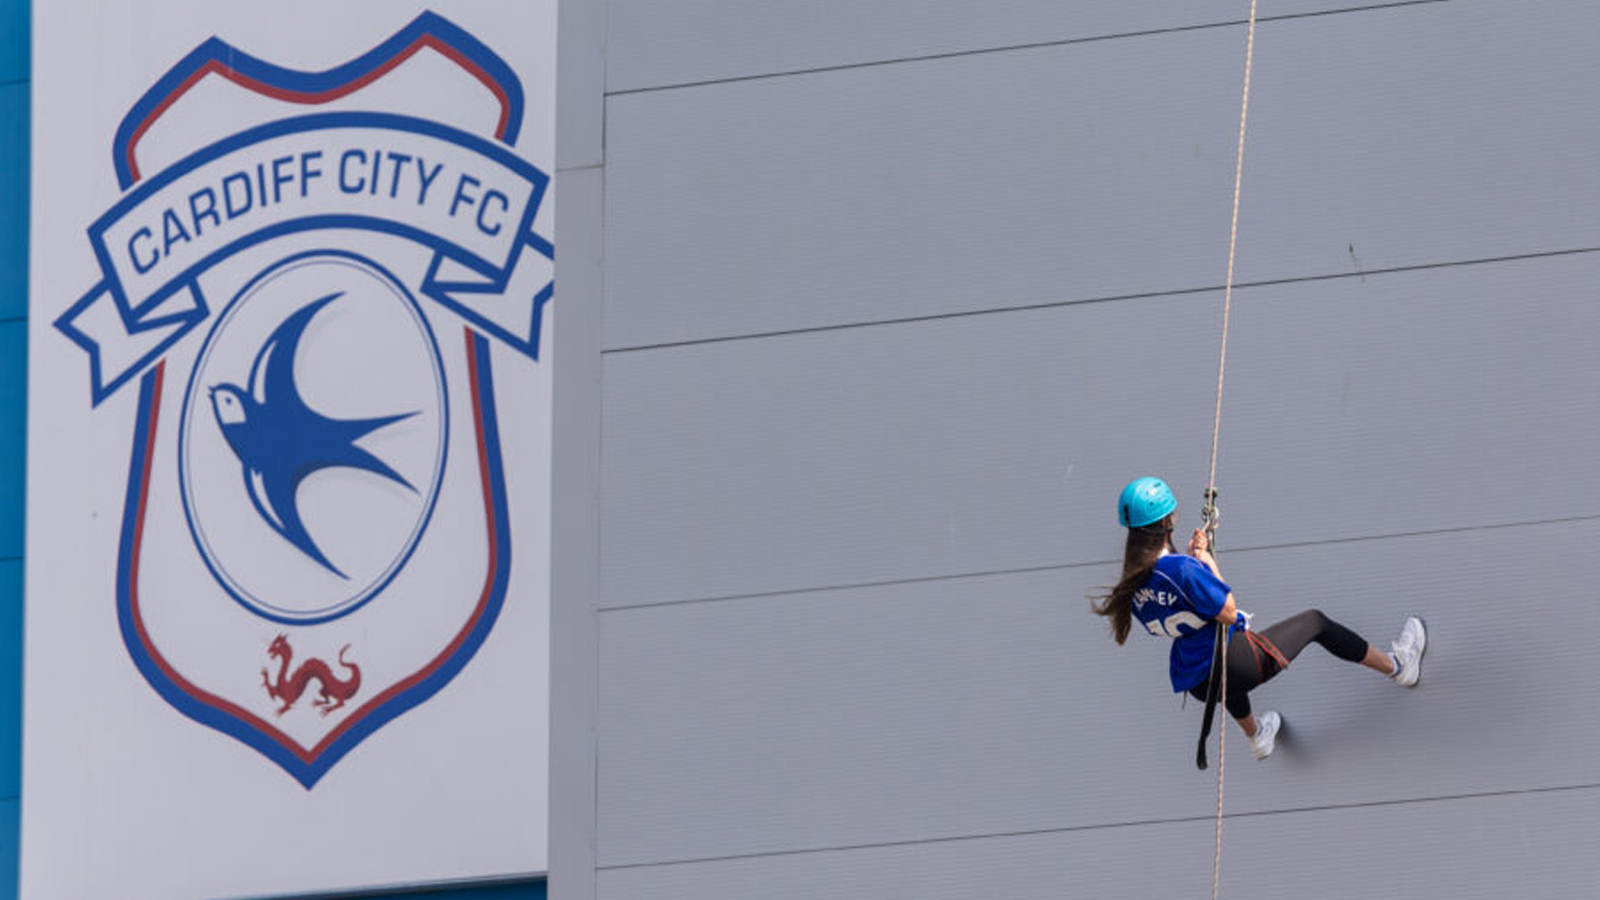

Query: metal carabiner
1199,487,1221,550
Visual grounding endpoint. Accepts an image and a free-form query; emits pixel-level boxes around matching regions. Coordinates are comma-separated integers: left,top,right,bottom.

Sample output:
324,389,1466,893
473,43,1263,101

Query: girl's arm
1187,527,1240,624
1215,593,1240,625
1186,527,1223,578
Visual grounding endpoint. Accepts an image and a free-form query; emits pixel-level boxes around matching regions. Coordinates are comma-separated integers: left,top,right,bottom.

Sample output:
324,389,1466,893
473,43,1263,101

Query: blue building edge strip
0,0,28,85
3,2,32,897
0,40,26,900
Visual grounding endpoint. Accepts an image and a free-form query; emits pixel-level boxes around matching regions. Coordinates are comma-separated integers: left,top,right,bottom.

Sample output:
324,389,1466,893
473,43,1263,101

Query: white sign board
23,4,555,898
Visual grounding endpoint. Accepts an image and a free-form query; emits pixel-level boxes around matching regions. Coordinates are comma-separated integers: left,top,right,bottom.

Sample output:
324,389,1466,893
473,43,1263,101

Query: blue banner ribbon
57,111,553,405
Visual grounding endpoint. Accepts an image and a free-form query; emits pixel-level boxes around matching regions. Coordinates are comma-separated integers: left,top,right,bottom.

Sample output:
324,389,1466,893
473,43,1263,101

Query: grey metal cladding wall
606,0,1404,92
603,0,1600,350
596,789,1600,900
548,3,607,897
593,0,1600,895
596,521,1591,867
602,290,1212,608
601,253,1600,609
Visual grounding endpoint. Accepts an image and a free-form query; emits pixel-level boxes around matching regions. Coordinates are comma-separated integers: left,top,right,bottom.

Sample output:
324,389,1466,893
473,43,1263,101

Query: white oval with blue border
179,250,449,623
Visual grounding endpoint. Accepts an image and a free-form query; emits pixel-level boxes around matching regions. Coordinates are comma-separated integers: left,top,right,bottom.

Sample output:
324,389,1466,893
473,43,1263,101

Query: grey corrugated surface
600,252,1600,609
586,0,1600,895
606,0,1399,92
595,519,1588,866
557,0,605,170
595,788,1600,900
549,2,606,898
603,0,1600,350
600,282,1210,608
548,164,604,900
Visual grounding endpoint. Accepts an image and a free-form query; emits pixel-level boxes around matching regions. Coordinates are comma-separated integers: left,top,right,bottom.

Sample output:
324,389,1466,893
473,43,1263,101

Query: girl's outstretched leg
1256,609,1366,666
1254,609,1427,686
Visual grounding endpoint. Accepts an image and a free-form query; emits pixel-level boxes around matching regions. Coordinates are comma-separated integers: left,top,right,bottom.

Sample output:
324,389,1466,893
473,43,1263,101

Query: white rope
1209,0,1258,498
1211,3,1260,900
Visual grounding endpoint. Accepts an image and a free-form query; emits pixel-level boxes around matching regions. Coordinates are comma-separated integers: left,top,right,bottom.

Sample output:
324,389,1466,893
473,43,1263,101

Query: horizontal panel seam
0,77,26,88
598,513,1600,613
606,0,1453,97
0,554,20,563
603,245,1600,355
0,315,26,326
596,781,1600,872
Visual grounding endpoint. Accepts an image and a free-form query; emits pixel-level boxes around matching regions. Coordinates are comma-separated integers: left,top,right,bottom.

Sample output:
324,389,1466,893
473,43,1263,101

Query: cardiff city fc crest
54,13,551,788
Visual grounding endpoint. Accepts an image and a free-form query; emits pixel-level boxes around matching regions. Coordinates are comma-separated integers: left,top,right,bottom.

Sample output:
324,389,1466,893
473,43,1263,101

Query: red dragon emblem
261,635,362,716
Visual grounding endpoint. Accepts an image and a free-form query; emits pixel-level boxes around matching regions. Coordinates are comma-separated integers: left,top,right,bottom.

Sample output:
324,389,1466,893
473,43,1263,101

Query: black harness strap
1195,623,1226,770
1196,487,1224,770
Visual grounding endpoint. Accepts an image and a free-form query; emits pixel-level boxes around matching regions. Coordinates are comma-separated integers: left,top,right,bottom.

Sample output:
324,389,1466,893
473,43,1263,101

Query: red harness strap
1243,629,1291,676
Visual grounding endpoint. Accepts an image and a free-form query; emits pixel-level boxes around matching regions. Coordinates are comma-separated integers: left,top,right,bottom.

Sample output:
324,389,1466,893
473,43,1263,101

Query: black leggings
1186,609,1371,720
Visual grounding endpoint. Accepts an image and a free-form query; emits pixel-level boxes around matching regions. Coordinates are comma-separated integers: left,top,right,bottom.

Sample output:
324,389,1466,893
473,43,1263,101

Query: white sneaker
1249,710,1281,760
1390,616,1427,688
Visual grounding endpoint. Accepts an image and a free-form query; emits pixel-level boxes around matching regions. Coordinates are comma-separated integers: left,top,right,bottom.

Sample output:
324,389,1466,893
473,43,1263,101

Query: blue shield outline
111,10,526,189
57,10,547,788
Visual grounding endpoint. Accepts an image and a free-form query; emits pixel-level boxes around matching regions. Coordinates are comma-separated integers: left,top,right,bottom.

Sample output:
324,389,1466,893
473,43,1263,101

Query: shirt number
1142,611,1208,639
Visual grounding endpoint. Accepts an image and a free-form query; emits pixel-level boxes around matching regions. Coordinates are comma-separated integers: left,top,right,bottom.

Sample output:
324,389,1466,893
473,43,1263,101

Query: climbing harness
1206,2,1261,899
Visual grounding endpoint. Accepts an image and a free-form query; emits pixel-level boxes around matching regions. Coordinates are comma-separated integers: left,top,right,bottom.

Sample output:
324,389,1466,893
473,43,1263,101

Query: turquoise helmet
1118,476,1177,529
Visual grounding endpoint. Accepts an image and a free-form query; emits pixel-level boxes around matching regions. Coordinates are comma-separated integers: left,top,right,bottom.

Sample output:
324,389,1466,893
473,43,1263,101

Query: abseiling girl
1093,476,1427,760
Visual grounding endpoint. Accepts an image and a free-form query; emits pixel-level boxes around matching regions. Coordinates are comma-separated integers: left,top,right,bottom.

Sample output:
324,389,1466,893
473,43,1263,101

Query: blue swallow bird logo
208,293,417,578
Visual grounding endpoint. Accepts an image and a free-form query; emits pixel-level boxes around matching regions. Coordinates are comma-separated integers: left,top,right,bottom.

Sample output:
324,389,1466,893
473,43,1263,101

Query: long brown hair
1090,513,1175,644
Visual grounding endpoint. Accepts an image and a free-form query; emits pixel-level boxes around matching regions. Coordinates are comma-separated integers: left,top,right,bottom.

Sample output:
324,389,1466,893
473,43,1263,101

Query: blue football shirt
1129,554,1235,692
